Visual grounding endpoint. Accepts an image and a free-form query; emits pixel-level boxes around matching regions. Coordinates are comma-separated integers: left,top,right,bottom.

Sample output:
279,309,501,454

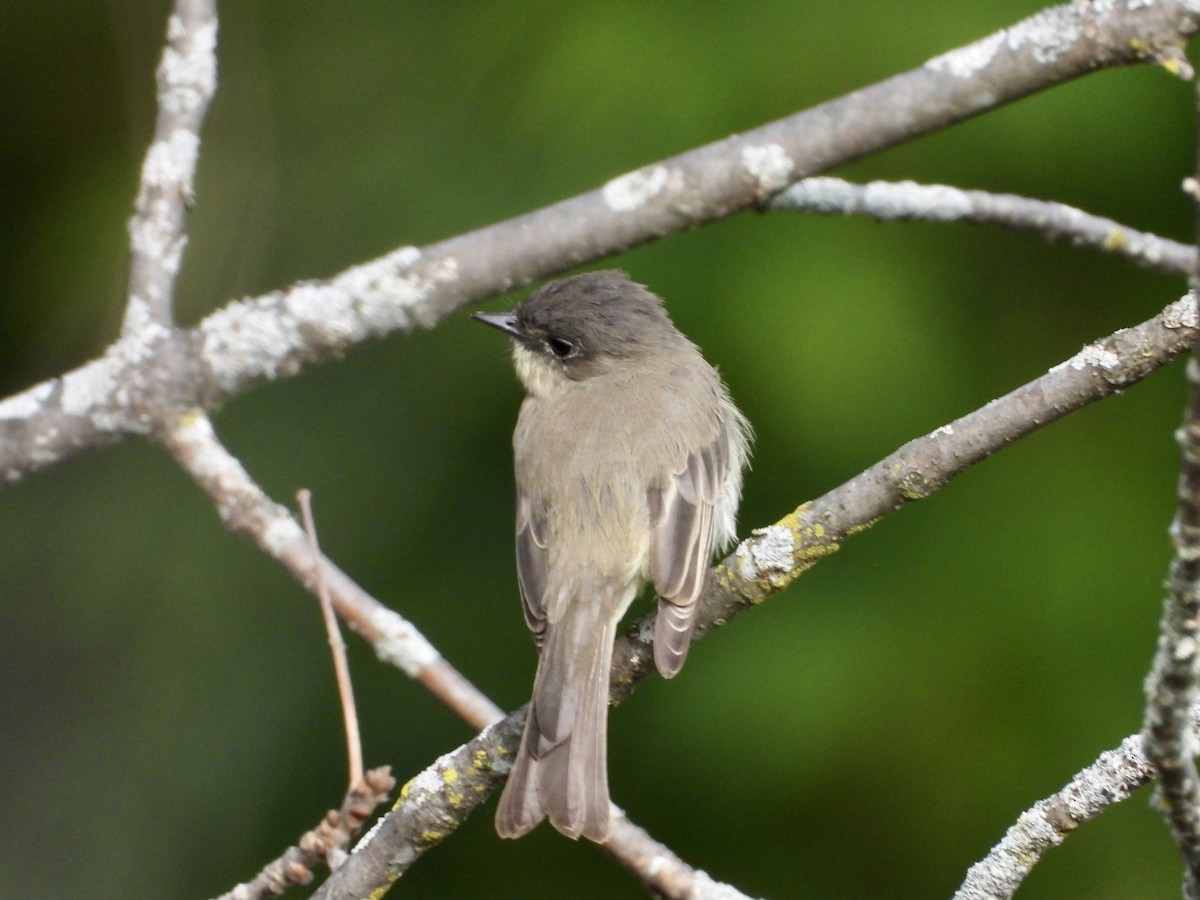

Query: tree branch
124,0,216,333
312,717,758,900
298,489,363,789
1143,353,1200,894
310,716,522,900
1139,72,1200,900
157,409,506,730
771,176,1197,277
953,732,1158,900
604,810,763,900
615,293,1200,685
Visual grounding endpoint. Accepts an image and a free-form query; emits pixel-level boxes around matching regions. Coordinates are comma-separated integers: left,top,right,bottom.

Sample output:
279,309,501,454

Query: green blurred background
0,1,1194,897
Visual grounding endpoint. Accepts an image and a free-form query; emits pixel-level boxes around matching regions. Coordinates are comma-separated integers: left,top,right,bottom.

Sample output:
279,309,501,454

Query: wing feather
516,491,550,646
650,419,730,677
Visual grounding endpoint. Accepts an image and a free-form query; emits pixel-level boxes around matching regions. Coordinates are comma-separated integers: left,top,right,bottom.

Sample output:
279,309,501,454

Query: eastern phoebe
473,270,751,842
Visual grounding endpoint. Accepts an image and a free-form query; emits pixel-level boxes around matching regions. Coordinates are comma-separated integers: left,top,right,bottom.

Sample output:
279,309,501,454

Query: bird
472,269,751,842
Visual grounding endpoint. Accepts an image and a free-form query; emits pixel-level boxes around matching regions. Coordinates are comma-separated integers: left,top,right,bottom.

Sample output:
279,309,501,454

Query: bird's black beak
471,310,524,340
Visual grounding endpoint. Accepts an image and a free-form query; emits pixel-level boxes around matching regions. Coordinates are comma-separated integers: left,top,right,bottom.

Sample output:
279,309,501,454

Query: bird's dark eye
546,337,576,359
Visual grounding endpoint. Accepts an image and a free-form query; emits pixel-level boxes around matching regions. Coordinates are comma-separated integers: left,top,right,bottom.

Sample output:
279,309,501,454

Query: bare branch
157,410,504,728
953,733,1156,900
310,715,522,900
771,177,1196,277
124,0,217,333
604,810,762,900
1141,74,1200,897
1144,355,1200,893
3,0,1198,488
612,294,1200,687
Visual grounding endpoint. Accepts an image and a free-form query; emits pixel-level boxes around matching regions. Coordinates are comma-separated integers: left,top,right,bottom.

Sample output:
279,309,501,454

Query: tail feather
496,608,615,842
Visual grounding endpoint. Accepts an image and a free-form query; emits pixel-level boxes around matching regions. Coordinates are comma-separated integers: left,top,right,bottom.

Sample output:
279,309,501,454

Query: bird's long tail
496,602,616,842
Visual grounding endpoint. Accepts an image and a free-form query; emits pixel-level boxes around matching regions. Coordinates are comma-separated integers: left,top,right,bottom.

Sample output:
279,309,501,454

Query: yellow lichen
367,871,401,900
396,779,414,806
469,748,489,774
178,408,205,428
759,504,840,593
847,517,882,537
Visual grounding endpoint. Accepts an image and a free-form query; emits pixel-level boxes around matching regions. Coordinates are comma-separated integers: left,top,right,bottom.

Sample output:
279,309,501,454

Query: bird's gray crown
513,270,678,363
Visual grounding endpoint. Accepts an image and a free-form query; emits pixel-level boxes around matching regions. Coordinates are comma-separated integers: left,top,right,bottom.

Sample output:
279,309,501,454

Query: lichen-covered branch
124,0,216,333
312,714,757,900
1138,72,1200,900
310,716,523,900
953,733,1157,900
613,294,1200,682
1144,356,1200,888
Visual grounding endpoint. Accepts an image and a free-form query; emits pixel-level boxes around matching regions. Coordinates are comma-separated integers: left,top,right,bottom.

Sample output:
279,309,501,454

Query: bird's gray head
472,270,683,395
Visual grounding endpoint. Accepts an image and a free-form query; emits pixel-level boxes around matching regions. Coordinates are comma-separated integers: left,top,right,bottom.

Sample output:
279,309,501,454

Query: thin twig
771,177,1196,277
298,489,363,789
605,809,762,900
213,766,396,900
953,732,1157,900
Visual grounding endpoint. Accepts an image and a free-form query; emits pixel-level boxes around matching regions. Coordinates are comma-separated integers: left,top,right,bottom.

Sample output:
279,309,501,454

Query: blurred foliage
0,1,1194,897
